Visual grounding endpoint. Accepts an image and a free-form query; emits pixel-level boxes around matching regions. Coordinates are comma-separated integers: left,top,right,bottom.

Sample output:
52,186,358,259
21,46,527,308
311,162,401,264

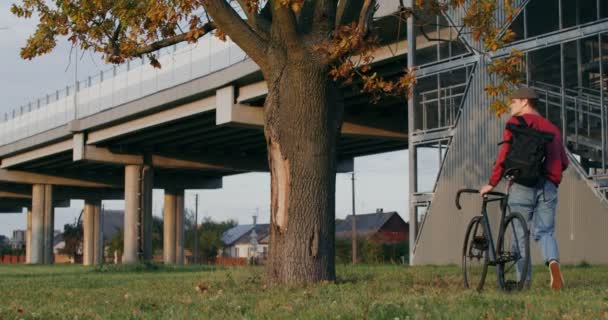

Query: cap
509,87,538,100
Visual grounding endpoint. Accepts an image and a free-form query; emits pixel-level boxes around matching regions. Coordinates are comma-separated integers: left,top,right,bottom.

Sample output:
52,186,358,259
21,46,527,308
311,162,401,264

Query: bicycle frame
456,188,510,266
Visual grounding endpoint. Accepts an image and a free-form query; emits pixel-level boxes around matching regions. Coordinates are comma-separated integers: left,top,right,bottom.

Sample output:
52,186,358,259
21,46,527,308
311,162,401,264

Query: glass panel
527,0,559,37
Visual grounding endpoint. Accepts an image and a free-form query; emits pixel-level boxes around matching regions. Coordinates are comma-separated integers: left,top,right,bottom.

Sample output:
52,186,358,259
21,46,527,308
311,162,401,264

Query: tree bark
265,55,343,285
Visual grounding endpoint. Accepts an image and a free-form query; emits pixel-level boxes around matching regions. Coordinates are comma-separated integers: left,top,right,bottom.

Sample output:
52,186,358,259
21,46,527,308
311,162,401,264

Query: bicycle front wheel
462,216,489,291
497,212,530,291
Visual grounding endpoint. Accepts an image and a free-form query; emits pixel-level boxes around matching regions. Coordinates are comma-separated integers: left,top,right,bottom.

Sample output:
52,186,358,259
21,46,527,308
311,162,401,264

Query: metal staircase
530,81,608,205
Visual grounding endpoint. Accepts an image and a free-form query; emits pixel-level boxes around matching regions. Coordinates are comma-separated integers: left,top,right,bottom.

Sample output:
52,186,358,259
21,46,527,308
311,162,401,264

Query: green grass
0,264,607,319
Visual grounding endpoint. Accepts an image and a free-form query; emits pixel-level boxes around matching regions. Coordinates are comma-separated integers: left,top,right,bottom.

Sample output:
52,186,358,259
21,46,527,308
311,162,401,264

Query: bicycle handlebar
455,188,507,210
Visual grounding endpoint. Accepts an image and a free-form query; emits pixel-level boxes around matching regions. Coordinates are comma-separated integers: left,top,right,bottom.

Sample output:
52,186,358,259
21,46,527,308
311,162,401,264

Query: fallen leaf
195,284,209,294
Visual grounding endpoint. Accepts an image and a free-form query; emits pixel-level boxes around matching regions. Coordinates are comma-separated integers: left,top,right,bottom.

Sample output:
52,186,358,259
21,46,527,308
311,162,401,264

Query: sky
0,3,440,238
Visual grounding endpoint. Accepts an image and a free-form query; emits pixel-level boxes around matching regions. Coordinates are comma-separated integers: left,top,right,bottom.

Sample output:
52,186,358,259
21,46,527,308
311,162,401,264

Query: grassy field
0,263,607,319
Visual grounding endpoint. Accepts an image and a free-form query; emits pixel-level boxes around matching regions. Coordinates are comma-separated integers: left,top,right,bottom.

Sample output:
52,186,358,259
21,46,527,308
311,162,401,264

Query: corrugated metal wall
412,56,608,265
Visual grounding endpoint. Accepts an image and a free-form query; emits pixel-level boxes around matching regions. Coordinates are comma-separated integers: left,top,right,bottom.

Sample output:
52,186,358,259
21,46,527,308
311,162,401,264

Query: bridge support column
83,200,102,266
31,184,53,264
163,189,184,264
94,203,103,265
25,207,32,264
123,165,153,264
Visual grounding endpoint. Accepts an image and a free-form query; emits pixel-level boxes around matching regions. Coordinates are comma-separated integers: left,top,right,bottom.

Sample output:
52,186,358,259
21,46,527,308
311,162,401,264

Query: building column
25,207,32,264
163,189,185,265
31,184,53,264
83,200,101,266
123,165,153,264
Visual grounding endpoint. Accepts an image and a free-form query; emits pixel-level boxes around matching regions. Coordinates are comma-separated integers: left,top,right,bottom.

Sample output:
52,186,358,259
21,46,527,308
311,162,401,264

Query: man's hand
479,184,494,196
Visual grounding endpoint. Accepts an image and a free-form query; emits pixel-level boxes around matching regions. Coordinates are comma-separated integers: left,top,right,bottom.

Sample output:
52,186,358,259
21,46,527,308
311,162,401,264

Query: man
479,87,569,290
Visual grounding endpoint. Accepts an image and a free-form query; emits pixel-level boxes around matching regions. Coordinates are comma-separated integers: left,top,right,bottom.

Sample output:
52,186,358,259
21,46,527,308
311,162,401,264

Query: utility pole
194,193,199,264
351,171,357,264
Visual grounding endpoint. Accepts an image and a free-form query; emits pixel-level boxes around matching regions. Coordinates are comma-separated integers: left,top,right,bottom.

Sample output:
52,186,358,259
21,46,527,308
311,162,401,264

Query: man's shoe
549,260,564,290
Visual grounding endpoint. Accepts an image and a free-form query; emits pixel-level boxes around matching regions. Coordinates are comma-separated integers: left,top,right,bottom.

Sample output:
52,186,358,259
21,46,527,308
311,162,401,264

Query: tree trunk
265,57,343,285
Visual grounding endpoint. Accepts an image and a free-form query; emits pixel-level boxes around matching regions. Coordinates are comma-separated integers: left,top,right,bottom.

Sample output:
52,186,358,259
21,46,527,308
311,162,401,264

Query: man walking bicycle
479,87,569,290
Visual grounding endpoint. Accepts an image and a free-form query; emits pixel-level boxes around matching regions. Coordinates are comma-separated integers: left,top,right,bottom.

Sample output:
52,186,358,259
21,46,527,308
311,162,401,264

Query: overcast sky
0,4,439,237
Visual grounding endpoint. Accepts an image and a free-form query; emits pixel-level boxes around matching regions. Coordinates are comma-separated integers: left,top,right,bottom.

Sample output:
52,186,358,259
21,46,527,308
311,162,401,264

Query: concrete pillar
83,200,101,266
163,189,185,265
141,166,154,261
31,184,53,264
123,165,153,264
93,203,103,265
175,190,184,265
30,185,44,264
163,192,177,264
25,208,32,264
42,185,54,264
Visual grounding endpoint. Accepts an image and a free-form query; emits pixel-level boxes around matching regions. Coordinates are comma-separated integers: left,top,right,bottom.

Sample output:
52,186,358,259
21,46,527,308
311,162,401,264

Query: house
220,223,269,259
220,209,408,259
335,209,408,244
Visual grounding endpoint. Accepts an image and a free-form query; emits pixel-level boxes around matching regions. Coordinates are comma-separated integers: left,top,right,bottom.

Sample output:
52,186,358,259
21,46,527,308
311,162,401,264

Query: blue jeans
508,179,560,282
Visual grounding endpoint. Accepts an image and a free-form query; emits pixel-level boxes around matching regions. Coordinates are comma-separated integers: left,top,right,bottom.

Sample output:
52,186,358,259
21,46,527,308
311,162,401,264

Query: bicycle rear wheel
497,212,530,291
462,216,489,291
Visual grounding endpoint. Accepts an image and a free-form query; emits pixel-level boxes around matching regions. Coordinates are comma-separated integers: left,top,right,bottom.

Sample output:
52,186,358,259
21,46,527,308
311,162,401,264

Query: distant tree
59,213,84,259
0,235,11,255
107,229,123,262
106,216,163,259
151,216,164,254
185,217,237,263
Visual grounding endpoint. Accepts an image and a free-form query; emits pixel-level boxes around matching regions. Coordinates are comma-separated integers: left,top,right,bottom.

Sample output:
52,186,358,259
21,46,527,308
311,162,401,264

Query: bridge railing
0,36,247,146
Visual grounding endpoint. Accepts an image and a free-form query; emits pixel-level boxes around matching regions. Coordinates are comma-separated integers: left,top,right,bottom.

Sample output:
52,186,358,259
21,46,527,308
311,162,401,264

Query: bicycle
456,184,531,292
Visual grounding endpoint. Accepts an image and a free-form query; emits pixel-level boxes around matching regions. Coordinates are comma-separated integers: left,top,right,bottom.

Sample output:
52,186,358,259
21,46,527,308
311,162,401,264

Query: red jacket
489,113,569,187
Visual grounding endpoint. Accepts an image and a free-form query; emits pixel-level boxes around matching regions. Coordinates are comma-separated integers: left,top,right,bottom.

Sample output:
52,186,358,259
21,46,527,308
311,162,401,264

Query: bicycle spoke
462,217,489,291
498,213,530,291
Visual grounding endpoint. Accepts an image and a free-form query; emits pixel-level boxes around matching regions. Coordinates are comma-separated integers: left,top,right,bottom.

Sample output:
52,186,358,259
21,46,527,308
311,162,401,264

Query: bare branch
109,22,122,56
127,21,216,58
234,0,271,39
202,0,269,70
334,0,350,30
356,0,375,36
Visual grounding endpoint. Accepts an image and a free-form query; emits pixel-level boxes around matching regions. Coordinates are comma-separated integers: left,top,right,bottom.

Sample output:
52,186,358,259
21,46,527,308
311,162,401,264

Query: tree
107,228,123,262
107,217,164,259
151,216,164,254
13,0,521,284
184,216,236,263
59,215,83,259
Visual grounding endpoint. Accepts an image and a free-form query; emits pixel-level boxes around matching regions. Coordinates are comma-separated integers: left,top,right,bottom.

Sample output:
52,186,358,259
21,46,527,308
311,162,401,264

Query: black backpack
500,116,555,187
